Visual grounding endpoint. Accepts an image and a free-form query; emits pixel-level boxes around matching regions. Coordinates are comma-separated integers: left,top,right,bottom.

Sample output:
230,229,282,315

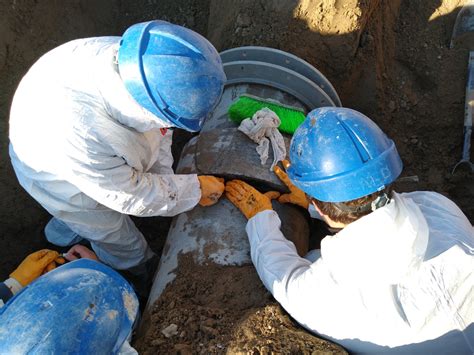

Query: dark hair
312,186,393,225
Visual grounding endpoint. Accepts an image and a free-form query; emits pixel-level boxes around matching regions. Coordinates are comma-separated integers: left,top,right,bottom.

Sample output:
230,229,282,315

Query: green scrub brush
228,94,307,135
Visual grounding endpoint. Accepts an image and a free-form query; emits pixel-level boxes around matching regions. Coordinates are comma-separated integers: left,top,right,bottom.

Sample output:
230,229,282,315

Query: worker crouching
226,107,474,354
8,20,226,292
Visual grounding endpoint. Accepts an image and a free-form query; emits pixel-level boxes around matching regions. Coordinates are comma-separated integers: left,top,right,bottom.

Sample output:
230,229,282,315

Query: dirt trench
1,0,472,353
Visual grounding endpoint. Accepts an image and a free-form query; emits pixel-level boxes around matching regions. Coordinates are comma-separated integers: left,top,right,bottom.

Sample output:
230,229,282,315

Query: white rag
238,108,286,170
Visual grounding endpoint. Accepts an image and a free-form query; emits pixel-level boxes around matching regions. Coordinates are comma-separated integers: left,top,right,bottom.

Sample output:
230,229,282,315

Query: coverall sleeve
246,210,337,320
0,283,13,307
148,129,174,175
64,122,201,217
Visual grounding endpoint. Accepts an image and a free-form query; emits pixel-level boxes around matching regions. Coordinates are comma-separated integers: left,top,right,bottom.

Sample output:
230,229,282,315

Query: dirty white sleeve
245,211,346,338
63,108,202,217
148,129,174,175
246,210,332,315
68,158,201,217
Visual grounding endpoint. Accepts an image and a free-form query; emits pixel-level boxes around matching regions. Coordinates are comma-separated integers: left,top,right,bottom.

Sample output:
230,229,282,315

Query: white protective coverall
9,37,202,269
246,191,474,354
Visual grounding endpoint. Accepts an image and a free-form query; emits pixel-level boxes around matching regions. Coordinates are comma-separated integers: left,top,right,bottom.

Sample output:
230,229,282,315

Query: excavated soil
134,254,346,354
1,0,473,353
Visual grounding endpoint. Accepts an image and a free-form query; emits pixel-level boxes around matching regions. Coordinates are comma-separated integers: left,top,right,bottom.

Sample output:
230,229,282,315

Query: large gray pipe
140,46,340,330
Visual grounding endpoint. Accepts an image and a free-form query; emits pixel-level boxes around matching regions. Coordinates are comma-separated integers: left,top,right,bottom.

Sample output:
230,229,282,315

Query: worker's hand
274,159,309,209
225,179,280,219
198,175,225,206
43,256,66,275
10,249,60,286
64,244,98,261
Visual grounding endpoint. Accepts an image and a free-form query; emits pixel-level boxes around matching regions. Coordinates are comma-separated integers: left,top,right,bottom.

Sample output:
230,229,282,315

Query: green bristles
228,94,306,135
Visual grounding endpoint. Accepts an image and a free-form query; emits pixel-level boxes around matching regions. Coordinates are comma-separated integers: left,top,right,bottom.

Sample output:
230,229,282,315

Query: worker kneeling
226,107,474,354
0,258,139,354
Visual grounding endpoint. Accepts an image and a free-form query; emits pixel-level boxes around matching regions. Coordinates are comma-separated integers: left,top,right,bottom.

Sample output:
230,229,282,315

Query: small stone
162,324,179,338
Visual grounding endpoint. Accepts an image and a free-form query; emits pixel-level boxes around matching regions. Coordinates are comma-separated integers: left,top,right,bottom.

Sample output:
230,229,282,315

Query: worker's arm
145,129,225,207
63,245,98,261
0,280,20,307
147,128,175,175
245,209,340,330
64,126,202,217
1,250,61,307
68,154,223,216
68,157,201,217
246,210,313,296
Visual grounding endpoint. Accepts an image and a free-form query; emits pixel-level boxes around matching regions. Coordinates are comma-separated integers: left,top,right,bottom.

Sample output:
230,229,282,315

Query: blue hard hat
0,259,139,354
288,107,403,202
117,20,226,132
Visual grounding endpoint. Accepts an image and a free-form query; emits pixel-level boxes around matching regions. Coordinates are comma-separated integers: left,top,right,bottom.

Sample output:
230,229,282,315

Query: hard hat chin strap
334,192,391,214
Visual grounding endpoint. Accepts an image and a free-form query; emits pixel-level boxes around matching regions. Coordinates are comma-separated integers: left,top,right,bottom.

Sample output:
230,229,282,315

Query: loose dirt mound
134,254,347,354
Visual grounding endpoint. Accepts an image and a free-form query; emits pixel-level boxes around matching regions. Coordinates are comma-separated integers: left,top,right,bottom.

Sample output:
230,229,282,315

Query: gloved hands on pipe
273,159,309,209
198,175,225,206
225,179,280,219
10,249,62,286
43,255,65,275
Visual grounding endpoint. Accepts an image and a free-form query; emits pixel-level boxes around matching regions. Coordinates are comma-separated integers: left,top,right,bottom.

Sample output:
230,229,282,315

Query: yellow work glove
225,179,280,219
198,175,225,206
43,256,66,275
273,159,309,209
10,249,60,286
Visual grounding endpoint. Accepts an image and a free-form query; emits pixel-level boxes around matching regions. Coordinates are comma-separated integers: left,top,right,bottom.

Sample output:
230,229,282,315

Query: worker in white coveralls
0,246,140,354
226,107,474,354
8,20,226,286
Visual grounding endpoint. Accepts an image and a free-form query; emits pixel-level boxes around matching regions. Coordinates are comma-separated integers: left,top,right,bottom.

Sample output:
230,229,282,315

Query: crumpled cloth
238,108,286,170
